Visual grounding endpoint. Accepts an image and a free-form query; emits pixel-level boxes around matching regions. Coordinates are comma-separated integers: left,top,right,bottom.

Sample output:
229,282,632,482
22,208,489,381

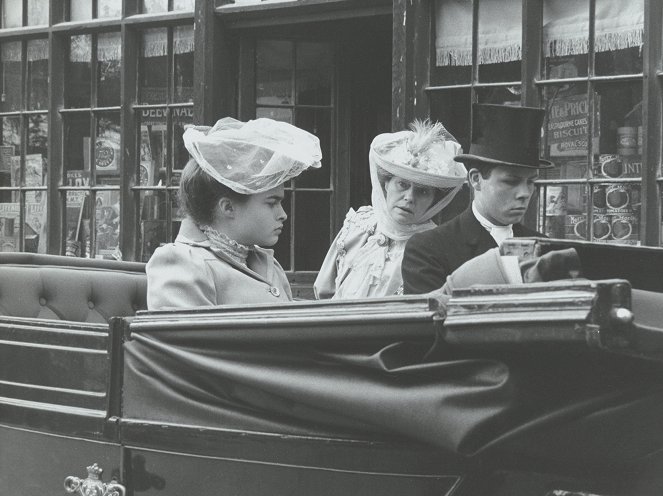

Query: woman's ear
216,197,236,219
468,168,482,192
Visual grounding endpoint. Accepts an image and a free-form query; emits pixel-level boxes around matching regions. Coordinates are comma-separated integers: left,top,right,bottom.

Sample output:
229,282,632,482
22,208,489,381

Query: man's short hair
465,161,496,179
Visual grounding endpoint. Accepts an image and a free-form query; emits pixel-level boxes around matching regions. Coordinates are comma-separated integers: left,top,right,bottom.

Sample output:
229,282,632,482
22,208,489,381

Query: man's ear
216,197,235,219
468,168,482,192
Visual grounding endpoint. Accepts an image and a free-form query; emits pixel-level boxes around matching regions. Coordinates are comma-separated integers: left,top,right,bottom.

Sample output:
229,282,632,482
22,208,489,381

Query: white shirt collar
472,201,513,246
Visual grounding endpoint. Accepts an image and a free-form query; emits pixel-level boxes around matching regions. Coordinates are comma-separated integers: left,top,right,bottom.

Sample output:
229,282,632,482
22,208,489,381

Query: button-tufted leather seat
0,253,146,323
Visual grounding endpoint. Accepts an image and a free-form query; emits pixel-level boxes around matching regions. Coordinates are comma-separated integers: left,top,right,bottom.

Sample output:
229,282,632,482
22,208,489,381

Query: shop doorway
237,15,392,293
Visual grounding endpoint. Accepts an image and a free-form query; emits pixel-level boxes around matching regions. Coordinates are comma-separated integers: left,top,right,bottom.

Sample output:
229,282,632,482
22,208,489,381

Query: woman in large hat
314,120,466,299
146,117,322,310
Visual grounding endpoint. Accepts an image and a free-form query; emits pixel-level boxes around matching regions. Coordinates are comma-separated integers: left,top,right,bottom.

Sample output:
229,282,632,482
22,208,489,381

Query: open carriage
1,238,662,496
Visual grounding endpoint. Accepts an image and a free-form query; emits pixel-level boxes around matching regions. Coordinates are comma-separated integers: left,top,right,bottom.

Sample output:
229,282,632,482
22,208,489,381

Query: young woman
146,117,321,310
314,120,467,299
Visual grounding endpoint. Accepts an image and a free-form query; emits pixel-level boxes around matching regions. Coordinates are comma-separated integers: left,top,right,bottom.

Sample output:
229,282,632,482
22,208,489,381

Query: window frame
423,0,662,246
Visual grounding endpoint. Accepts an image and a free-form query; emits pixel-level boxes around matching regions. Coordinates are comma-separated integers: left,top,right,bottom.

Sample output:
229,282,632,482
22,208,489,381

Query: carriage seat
0,252,147,323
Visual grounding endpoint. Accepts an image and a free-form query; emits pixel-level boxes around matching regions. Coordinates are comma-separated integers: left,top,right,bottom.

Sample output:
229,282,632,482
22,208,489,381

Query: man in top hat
401,103,553,294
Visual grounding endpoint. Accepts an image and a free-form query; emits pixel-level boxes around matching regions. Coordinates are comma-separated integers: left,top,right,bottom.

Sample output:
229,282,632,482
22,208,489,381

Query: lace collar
200,225,251,266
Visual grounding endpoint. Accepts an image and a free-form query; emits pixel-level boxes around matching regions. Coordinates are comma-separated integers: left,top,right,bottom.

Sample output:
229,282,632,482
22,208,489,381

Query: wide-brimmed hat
183,117,322,194
454,103,553,169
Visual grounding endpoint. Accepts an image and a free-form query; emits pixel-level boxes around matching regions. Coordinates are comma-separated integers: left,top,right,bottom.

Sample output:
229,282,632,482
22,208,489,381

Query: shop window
2,0,48,27
135,24,194,261
255,39,334,272
430,0,654,246
0,38,48,254
69,0,121,20
62,32,122,259
142,0,194,13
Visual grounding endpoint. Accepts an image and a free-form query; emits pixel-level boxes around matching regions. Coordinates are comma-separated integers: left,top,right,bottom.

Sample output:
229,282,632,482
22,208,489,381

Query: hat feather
407,119,458,158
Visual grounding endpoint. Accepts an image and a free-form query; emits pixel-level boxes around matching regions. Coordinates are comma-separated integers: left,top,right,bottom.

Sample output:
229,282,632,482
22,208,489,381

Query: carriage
1,238,662,496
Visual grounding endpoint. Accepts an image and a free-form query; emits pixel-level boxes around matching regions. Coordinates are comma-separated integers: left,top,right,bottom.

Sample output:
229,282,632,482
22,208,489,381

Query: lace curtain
435,0,644,66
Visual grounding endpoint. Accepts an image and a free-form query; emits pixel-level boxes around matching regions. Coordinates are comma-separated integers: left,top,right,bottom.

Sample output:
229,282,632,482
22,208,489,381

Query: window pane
541,83,593,180
67,35,92,108
27,39,49,110
173,0,194,11
139,190,167,262
26,114,47,205
143,0,167,14
138,109,167,185
64,114,91,173
1,116,20,203
272,189,292,270
294,191,330,271
429,89,471,153
65,175,89,258
594,0,643,76
478,0,521,83
140,28,168,104
27,0,48,25
256,40,293,106
97,0,121,18
172,107,193,173
1,42,22,112
476,86,521,106
170,192,181,240
174,25,194,103
97,32,122,107
25,197,46,253
432,0,473,85
593,81,642,174
96,113,120,176
591,183,641,245
539,184,588,240
296,42,332,106
70,0,92,21
295,108,330,188
256,107,293,123
95,189,120,259
2,0,22,27
0,202,19,251
543,0,588,78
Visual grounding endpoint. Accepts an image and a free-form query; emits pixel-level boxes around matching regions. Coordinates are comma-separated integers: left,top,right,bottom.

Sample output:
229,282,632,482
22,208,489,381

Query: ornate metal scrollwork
64,463,126,496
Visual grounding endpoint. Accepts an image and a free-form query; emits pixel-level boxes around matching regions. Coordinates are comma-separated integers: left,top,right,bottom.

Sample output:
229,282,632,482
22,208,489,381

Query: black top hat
454,103,553,169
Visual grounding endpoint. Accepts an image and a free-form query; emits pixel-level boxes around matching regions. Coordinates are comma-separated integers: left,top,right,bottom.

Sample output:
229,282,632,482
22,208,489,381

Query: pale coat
146,218,292,310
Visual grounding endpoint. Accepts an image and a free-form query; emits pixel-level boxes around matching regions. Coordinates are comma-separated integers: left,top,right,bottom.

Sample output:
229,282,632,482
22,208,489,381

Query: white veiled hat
369,120,467,240
183,117,322,194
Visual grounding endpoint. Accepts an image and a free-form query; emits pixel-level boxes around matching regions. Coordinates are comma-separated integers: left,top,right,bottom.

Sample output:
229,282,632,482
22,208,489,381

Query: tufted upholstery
0,253,146,323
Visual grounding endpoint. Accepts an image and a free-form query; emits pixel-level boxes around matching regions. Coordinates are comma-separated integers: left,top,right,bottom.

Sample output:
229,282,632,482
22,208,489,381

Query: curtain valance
435,0,644,67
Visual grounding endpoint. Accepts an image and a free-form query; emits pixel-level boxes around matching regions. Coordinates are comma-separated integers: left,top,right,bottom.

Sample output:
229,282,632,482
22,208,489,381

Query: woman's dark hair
178,159,248,226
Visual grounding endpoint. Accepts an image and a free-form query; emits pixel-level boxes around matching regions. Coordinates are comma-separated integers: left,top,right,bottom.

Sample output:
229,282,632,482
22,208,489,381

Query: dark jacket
402,207,543,294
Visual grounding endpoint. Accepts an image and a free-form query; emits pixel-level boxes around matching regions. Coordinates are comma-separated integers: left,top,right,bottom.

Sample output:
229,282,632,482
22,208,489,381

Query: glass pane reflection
2,0,22,28
296,42,332,106
294,191,330,271
67,35,92,108
143,0,168,13
97,32,122,107
174,26,194,103
256,40,293,106
140,28,168,104
139,190,167,262
1,42,22,112
70,0,92,21
478,0,521,83
139,109,167,186
27,39,49,110
27,0,49,25
98,0,122,18
594,0,643,76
